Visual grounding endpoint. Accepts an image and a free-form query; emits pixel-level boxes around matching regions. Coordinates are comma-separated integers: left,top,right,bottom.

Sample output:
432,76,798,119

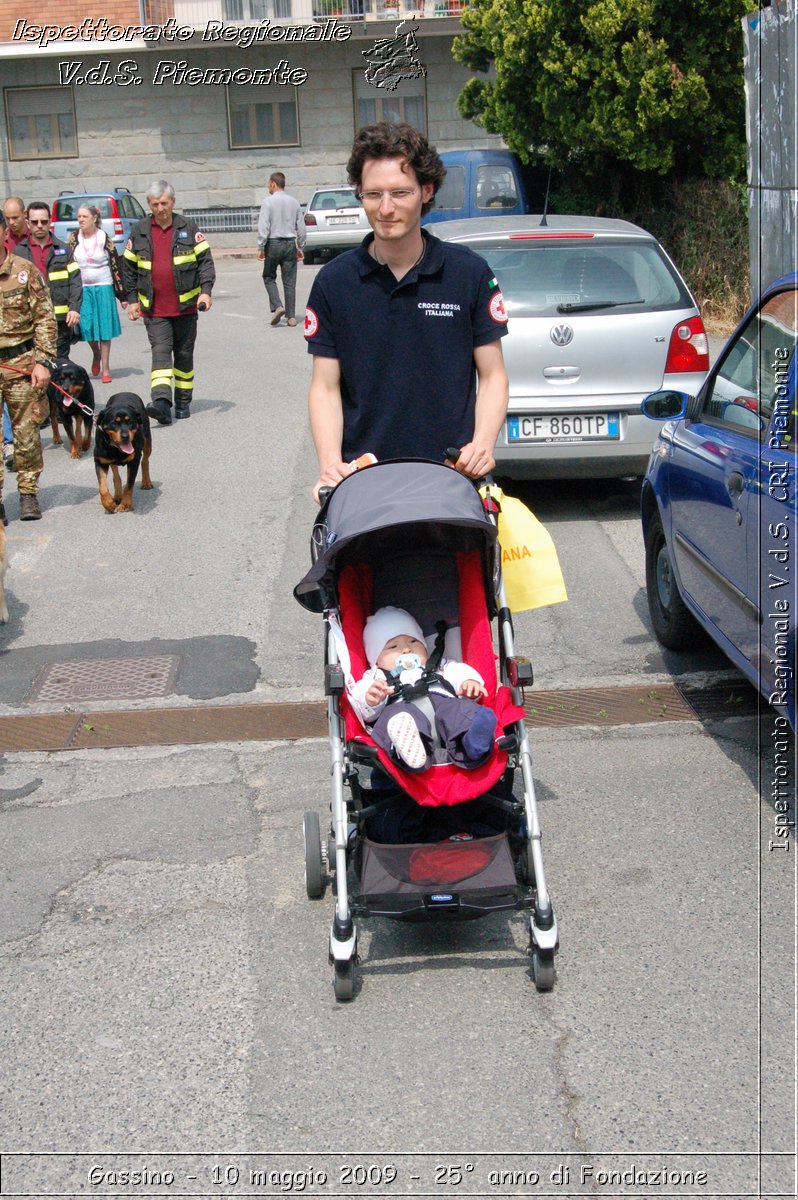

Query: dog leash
0,361,95,418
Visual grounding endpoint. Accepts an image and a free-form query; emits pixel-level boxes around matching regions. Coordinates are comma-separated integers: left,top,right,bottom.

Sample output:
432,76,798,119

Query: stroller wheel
518,842,536,887
531,947,555,992
333,958,356,1001
303,812,325,899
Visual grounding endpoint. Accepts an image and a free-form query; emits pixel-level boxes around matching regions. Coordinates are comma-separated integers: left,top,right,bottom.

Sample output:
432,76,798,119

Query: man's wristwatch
35,357,56,373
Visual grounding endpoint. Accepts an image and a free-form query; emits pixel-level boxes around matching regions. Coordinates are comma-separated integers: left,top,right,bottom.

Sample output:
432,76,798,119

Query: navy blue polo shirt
305,230,508,463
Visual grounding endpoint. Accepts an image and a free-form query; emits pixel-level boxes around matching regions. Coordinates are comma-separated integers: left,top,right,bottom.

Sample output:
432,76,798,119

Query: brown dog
94,392,153,513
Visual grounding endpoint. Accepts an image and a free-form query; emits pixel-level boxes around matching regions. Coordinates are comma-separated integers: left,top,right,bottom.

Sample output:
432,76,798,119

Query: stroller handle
445,446,495,487
317,451,491,512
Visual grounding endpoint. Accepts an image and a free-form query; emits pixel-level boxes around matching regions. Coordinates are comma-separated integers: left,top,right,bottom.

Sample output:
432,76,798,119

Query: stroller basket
356,832,529,920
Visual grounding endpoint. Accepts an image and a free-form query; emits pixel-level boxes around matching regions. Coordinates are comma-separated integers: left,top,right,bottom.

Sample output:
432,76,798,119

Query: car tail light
304,213,317,226
664,316,709,373
106,198,123,237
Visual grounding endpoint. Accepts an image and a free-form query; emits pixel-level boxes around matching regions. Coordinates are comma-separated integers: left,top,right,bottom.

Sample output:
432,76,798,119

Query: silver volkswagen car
432,216,710,478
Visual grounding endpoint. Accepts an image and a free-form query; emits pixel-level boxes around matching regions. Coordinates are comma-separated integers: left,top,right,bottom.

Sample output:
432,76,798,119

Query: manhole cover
28,656,180,703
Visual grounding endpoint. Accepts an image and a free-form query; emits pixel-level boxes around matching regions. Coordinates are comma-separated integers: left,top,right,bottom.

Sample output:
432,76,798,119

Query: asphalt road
0,261,793,1197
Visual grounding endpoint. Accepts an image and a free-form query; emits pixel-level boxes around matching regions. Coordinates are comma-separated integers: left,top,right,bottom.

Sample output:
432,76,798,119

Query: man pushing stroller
349,606,498,772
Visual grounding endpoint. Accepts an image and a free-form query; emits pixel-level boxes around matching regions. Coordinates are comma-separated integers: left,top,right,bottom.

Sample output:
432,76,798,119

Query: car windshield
466,237,688,316
54,196,114,220
310,190,359,211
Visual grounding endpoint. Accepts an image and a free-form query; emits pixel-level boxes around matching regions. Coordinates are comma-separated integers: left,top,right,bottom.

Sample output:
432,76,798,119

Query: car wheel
645,512,703,650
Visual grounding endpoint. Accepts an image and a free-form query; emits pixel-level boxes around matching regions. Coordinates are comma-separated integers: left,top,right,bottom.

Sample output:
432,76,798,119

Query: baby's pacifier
390,653,422,677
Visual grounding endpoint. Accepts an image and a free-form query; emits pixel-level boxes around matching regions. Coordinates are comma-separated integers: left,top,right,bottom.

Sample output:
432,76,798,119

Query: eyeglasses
357,188,420,205
29,218,50,225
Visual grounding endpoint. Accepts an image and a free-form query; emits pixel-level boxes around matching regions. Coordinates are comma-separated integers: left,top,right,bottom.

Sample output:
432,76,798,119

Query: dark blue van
422,149,529,225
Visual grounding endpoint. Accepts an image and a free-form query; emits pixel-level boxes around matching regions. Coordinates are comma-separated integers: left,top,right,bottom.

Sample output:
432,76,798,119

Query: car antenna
539,166,552,227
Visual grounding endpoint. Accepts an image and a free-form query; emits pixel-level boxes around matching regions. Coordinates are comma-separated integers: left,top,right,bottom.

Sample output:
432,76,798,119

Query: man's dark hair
269,171,286,189
347,122,446,215
27,201,51,218
0,210,6,228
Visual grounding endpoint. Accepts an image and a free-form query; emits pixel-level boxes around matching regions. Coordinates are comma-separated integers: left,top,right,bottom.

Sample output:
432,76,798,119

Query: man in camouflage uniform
0,209,57,524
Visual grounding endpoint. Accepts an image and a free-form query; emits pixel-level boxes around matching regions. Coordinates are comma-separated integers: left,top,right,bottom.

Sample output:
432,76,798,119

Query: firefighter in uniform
16,201,82,358
0,209,56,524
122,181,215,426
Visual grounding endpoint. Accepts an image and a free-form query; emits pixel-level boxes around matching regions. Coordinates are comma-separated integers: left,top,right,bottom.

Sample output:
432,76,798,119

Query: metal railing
184,206,260,233
310,0,465,15
167,0,465,24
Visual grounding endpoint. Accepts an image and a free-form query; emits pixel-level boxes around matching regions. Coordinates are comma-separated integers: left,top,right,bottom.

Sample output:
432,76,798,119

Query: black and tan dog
47,357,95,459
94,392,153,513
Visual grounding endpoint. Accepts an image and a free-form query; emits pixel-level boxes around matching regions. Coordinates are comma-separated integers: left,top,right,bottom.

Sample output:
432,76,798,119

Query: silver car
432,216,710,479
303,186,370,265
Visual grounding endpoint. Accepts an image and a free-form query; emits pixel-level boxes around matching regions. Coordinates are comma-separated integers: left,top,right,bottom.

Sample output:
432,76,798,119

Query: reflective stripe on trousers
143,314,198,407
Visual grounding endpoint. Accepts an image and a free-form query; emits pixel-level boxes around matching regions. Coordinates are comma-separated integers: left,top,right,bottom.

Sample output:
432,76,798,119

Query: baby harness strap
425,620,448,673
385,621,457,725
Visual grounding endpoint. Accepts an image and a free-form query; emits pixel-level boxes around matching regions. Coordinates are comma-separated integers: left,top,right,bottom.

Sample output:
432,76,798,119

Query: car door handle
727,471,745,497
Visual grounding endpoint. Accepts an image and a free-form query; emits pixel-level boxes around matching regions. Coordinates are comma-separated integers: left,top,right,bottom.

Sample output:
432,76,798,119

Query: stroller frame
297,463,559,1001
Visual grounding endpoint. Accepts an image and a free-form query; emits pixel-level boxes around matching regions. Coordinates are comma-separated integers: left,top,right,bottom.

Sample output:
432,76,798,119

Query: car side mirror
642,390,691,420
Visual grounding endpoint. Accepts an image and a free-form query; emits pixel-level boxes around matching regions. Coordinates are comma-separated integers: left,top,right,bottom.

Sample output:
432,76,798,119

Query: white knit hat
363,606,425,667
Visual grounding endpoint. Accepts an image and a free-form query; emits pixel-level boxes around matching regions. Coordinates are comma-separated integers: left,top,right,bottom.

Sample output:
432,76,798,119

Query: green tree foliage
454,0,750,179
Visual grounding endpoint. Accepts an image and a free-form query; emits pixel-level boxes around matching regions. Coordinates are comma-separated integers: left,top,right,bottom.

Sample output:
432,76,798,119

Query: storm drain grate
675,678,761,721
0,681,763,755
27,655,180,704
524,684,695,727
66,703,326,749
0,702,327,753
0,713,84,753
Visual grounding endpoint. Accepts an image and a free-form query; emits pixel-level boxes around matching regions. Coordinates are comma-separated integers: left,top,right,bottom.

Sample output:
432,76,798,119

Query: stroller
294,459,558,1000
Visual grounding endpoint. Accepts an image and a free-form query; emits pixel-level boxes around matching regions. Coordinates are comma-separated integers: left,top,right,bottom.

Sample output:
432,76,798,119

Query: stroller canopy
294,460,498,614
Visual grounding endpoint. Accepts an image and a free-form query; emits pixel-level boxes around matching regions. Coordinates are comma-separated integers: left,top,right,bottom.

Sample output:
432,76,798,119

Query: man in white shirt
257,172,305,327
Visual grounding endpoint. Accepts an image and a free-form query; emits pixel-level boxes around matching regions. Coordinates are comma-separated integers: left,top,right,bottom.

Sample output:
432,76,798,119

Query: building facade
0,0,508,213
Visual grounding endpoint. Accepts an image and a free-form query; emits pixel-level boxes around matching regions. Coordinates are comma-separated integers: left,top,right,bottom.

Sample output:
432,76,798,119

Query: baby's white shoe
386,711,427,770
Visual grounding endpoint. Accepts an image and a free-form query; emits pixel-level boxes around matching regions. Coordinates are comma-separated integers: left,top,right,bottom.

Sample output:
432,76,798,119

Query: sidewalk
211,243,260,259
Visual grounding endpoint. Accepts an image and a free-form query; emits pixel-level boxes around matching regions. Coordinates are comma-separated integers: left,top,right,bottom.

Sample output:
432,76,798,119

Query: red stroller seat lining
338,553,526,807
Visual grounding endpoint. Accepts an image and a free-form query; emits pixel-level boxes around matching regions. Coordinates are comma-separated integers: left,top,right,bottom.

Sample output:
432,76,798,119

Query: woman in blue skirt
69,205,125,383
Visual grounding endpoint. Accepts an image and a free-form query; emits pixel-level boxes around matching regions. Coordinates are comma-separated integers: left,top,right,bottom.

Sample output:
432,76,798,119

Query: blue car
422,150,528,225
641,272,797,727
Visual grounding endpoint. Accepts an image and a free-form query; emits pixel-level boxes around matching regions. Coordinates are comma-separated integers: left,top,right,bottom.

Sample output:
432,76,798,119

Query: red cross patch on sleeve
489,292,508,323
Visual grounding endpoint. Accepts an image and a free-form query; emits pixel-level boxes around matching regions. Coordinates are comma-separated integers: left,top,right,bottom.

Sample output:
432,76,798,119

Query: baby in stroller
349,606,498,772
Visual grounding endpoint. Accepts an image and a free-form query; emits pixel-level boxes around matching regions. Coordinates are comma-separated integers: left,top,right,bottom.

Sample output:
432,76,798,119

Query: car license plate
327,216,357,225
507,413,620,442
